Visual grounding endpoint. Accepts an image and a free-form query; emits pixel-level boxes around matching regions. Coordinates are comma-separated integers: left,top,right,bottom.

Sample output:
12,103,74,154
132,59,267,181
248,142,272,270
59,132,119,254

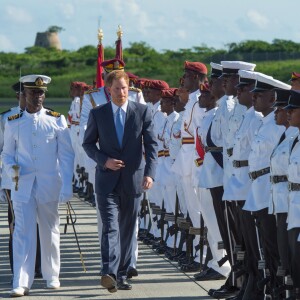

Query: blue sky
1,0,300,53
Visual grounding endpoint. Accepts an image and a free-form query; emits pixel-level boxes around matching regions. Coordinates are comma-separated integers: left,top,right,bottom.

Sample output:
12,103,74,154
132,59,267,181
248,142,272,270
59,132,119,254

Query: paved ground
0,196,225,299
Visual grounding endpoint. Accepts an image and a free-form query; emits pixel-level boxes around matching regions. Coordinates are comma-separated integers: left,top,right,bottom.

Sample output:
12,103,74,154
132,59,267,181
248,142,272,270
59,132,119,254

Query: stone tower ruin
34,30,62,50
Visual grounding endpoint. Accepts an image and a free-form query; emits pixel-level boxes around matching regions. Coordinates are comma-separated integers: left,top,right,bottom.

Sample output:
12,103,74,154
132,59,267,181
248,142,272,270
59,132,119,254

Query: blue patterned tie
115,107,124,147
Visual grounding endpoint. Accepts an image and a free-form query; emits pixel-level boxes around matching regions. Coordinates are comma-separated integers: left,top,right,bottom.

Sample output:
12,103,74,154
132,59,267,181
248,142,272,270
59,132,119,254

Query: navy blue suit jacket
82,100,158,195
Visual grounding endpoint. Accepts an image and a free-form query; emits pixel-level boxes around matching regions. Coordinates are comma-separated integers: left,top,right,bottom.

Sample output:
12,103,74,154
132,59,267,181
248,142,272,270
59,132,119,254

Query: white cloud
5,5,32,23
0,34,15,52
247,9,269,29
58,3,75,20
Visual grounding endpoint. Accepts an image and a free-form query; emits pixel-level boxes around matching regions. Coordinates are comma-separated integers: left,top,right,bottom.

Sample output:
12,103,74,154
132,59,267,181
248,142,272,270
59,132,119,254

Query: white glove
59,193,72,204
0,189,7,203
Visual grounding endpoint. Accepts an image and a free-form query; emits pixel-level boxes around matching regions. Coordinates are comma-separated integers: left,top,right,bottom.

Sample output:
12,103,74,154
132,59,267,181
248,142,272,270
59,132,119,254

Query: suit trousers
97,188,142,279
12,182,60,289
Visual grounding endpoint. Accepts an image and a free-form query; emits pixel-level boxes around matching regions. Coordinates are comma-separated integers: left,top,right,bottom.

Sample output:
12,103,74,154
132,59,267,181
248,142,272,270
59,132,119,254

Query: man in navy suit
83,70,157,292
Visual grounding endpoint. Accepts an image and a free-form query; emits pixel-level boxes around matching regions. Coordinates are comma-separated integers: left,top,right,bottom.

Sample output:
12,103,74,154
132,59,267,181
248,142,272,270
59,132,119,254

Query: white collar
111,100,128,114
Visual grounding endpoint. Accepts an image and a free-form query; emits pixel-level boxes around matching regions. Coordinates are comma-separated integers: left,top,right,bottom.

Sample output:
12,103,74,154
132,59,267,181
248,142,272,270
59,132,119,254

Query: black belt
249,167,270,181
233,160,248,168
288,182,300,191
205,146,223,153
227,148,233,157
270,175,288,184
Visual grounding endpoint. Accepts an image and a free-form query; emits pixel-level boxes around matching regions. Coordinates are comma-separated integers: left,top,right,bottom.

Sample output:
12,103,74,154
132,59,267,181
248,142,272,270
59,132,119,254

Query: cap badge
113,61,120,69
35,77,44,87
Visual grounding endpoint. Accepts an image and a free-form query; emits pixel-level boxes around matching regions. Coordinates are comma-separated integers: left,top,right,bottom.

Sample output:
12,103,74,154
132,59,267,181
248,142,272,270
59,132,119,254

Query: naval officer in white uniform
2,74,74,297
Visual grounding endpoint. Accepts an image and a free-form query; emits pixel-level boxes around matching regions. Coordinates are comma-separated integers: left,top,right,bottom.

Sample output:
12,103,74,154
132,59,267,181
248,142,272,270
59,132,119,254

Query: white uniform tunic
2,107,74,290
287,134,300,230
168,111,187,216
172,90,205,177
222,98,247,198
223,107,263,200
269,127,298,214
244,111,285,212
199,96,225,188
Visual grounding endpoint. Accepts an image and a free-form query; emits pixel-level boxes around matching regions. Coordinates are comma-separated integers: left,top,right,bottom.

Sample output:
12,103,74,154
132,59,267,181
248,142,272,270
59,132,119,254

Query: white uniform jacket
168,111,183,160
269,127,298,214
287,133,300,230
160,111,179,187
223,107,263,200
2,107,74,203
198,97,225,188
244,111,285,211
193,107,217,188
172,90,205,177
222,98,247,195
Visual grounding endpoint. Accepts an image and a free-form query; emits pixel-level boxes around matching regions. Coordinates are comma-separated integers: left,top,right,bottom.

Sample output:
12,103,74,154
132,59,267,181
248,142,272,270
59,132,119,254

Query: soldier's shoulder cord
46,110,61,118
8,112,23,121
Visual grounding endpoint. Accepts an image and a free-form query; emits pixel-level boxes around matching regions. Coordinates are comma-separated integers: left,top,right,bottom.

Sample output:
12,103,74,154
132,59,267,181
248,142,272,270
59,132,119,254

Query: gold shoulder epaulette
84,88,99,95
129,87,142,93
46,110,61,118
8,112,23,121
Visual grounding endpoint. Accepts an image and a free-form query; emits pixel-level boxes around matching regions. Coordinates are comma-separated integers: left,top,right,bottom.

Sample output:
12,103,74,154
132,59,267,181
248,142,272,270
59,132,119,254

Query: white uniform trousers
181,176,201,262
130,217,139,269
175,175,187,217
12,181,60,289
70,126,81,186
148,182,164,238
196,187,231,277
162,185,176,248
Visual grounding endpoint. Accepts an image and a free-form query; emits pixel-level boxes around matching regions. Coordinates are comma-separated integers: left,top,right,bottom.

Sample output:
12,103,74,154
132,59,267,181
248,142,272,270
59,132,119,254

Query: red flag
96,43,104,88
115,37,123,61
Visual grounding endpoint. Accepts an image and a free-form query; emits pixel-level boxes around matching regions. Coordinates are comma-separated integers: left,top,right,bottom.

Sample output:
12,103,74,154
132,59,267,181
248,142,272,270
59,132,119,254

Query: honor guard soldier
144,79,168,244
2,74,74,297
269,87,298,299
203,63,239,298
285,90,300,299
192,83,229,281
172,61,207,273
222,70,264,299
155,88,179,255
243,74,290,299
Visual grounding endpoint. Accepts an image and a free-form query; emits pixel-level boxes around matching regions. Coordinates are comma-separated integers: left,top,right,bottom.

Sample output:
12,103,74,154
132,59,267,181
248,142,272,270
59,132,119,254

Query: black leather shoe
195,268,226,281
117,278,132,290
127,267,138,279
101,274,117,293
180,262,201,273
212,286,239,299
